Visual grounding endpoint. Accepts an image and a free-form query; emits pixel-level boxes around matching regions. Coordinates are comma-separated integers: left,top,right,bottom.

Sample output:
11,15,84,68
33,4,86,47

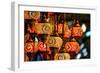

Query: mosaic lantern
71,22,83,38
65,38,80,53
54,53,70,60
29,11,40,20
24,42,34,53
57,23,63,34
63,22,71,38
47,37,63,48
35,23,52,34
38,41,46,51
29,24,35,33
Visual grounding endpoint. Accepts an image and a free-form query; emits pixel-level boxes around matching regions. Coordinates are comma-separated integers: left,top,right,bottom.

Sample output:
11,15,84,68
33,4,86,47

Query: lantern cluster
24,11,84,61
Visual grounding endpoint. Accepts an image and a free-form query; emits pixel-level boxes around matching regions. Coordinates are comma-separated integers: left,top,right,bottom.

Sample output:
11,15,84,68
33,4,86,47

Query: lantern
47,37,63,48
35,23,52,34
57,23,63,34
65,38,80,53
29,24,35,33
71,23,83,38
29,11,40,20
54,53,70,60
38,41,46,51
24,11,31,19
37,41,51,54
24,42,34,53
63,22,71,38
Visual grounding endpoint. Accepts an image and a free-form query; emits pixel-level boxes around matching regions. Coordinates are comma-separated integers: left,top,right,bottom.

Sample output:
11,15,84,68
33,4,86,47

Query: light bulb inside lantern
81,24,86,32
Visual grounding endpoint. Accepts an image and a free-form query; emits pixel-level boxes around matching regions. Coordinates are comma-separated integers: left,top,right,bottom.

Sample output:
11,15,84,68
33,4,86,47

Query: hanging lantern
57,23,63,34
24,11,31,19
24,42,34,53
30,24,35,33
71,23,83,38
47,37,63,48
29,11,40,20
54,53,70,60
35,23,52,34
65,38,80,53
38,41,46,51
63,22,71,38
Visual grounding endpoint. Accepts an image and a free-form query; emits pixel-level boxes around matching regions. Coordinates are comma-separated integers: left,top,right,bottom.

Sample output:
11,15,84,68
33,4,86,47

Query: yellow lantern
54,53,70,60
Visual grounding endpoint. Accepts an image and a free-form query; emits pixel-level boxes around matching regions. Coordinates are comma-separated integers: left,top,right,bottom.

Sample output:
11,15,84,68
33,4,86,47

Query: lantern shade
54,53,70,60
35,23,52,34
47,37,63,48
64,23,71,38
65,41,80,53
24,42,34,53
38,41,46,51
72,24,83,38
29,11,40,20
57,23,63,34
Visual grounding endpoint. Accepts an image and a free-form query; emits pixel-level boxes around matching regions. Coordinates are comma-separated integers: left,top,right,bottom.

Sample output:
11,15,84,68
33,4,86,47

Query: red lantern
38,41,47,51
65,39,80,53
72,23,83,38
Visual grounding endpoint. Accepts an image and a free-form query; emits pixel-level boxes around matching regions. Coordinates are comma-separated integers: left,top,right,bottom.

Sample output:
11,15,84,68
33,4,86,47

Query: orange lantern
57,23,63,34
64,22,71,38
24,42,34,53
65,39,80,53
71,23,83,38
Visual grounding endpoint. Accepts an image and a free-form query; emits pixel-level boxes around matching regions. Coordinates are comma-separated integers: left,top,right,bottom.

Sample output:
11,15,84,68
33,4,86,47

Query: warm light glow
81,24,86,32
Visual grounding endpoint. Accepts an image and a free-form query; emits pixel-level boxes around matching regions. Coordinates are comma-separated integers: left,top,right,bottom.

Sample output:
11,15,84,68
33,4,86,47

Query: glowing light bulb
81,24,86,32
